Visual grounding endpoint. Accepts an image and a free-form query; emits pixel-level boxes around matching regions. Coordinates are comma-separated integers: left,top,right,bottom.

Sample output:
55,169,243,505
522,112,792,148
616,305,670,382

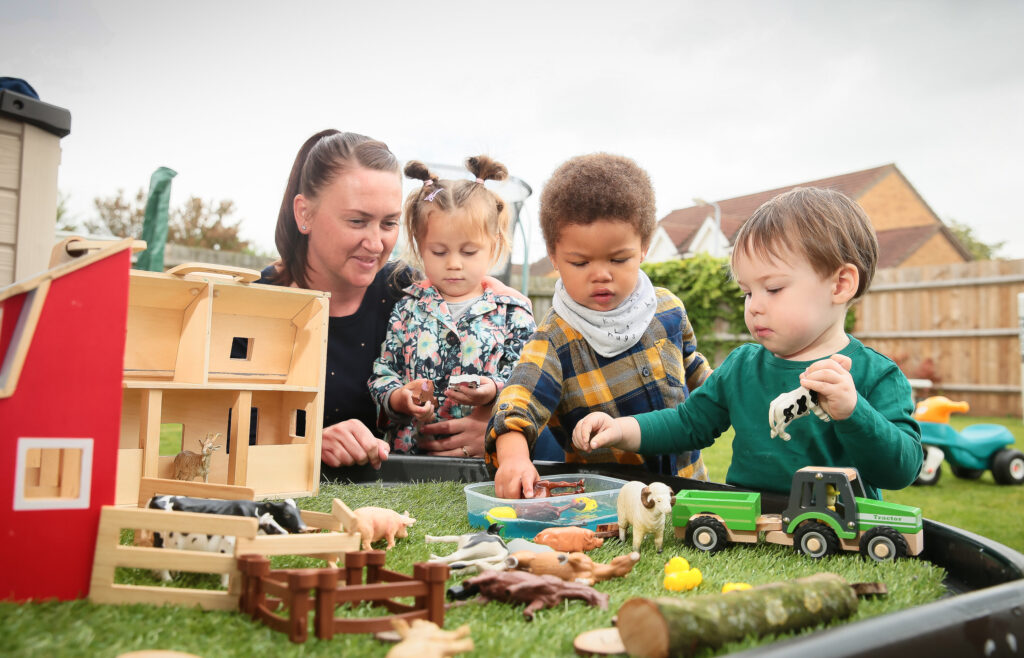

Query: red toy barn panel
0,244,130,601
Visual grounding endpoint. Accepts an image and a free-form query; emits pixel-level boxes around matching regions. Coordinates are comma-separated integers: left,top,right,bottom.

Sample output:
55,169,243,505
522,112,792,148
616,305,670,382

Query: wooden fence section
238,551,448,644
855,259,1024,417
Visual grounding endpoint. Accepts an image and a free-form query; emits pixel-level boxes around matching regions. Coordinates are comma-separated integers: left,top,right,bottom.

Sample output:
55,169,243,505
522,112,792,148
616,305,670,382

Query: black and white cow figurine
424,523,509,573
147,496,308,586
768,385,831,441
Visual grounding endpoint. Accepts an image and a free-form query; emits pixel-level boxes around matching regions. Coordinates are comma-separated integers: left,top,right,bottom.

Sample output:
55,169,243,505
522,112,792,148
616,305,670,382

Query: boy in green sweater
572,187,922,499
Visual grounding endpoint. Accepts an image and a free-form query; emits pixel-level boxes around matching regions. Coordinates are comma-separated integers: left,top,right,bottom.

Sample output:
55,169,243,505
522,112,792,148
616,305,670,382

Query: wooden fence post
345,551,366,586
286,571,317,644
314,569,338,641
237,554,269,618
414,562,450,626
365,550,385,584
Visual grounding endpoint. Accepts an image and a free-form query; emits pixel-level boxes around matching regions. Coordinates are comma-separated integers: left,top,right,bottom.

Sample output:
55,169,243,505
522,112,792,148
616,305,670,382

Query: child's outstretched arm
799,354,856,420
572,412,641,452
494,431,540,498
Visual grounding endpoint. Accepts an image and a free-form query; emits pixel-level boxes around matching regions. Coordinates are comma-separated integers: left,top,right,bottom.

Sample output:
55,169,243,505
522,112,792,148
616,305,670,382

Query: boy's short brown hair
731,187,878,299
540,153,656,252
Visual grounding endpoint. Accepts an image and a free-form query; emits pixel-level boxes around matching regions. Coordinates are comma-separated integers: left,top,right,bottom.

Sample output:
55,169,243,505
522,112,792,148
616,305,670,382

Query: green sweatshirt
635,336,922,499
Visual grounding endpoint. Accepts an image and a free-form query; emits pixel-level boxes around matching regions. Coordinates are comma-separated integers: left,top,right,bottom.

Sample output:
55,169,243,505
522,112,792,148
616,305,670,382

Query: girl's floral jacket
369,279,536,453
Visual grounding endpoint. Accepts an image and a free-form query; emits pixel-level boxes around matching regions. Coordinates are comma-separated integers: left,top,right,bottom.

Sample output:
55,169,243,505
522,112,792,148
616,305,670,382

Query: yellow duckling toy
663,556,702,592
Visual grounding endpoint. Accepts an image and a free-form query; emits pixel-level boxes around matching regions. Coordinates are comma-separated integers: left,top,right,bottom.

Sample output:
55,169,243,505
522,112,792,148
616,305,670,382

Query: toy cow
147,496,308,586
768,385,830,441
533,526,604,552
505,550,640,585
425,524,509,573
617,481,674,552
352,507,416,551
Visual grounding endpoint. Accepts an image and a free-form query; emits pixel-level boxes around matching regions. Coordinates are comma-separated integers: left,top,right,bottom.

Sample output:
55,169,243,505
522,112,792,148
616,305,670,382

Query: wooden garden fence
524,258,1024,418
855,258,1024,417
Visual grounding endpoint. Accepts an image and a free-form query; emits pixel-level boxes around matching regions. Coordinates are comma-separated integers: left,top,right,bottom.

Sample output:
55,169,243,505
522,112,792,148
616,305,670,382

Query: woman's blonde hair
401,156,511,272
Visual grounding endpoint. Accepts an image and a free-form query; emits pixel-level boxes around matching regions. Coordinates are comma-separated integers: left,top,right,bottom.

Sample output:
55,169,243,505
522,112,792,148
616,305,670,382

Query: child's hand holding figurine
389,379,436,423
800,354,857,421
445,375,497,408
572,412,641,453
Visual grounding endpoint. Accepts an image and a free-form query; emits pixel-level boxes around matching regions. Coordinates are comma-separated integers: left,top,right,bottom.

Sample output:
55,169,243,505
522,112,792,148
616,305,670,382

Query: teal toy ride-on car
913,396,1024,486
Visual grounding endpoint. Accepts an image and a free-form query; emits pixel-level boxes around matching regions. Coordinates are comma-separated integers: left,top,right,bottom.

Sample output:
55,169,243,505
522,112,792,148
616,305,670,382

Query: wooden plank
137,476,255,505
91,584,238,610
245,444,313,498
228,390,252,486
14,125,61,282
105,545,236,572
60,448,81,498
234,532,360,557
173,283,211,384
100,506,259,537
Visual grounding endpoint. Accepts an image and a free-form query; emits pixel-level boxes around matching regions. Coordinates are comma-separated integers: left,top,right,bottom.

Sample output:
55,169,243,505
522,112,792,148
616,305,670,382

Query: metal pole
1018,292,1024,419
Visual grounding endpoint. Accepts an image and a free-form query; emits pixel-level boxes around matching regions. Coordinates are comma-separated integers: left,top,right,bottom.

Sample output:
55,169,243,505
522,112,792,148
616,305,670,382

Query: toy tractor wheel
991,449,1024,485
859,526,908,562
685,516,728,553
950,464,985,480
793,522,840,559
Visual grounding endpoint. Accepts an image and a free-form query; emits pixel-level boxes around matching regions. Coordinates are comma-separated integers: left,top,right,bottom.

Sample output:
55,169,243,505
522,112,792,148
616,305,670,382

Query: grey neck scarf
552,270,657,357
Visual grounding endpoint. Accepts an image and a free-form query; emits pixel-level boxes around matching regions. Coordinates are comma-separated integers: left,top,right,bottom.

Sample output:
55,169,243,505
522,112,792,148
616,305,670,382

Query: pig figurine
352,506,416,550
533,526,604,552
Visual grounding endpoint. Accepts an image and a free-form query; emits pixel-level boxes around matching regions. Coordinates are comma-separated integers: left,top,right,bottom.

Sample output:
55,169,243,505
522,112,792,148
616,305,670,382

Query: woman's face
296,166,403,292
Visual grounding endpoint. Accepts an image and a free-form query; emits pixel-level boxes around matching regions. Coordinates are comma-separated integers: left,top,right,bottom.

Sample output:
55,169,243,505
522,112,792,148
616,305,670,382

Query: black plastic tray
325,456,1024,657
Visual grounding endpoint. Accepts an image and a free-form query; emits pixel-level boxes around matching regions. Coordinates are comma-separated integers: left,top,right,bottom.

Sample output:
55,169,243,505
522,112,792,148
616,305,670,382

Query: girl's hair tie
424,186,442,202
476,177,485,184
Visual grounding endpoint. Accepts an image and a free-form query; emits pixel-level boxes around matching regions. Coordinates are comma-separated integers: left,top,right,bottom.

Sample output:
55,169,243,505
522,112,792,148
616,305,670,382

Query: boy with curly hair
486,153,711,498
572,187,922,500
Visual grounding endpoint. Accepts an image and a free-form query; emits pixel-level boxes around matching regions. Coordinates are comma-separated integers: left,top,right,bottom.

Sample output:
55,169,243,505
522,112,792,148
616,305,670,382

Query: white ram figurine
616,481,675,553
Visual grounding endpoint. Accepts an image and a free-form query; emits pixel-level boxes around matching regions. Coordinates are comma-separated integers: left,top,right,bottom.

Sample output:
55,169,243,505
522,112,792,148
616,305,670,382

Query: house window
13,438,93,510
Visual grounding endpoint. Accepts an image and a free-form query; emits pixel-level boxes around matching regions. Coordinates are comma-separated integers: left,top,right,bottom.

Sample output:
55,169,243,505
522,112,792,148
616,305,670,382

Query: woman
265,129,501,470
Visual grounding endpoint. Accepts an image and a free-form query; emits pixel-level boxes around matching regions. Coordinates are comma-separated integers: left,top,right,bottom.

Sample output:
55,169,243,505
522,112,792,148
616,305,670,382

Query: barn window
13,438,93,510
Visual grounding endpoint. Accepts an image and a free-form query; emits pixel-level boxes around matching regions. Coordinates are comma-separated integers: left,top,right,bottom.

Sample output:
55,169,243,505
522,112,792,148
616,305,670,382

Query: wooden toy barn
115,263,330,505
1,241,132,601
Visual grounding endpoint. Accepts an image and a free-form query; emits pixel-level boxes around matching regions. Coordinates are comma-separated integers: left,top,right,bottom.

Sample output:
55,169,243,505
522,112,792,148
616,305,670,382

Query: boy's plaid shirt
486,287,711,479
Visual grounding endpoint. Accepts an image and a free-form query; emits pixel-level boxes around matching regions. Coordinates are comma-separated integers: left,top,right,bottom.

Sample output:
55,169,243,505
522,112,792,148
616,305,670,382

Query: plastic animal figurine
533,526,604,552
425,524,509,573
616,481,674,552
173,433,221,482
768,385,830,441
505,550,640,585
385,619,474,658
532,479,586,498
447,569,609,620
352,507,416,551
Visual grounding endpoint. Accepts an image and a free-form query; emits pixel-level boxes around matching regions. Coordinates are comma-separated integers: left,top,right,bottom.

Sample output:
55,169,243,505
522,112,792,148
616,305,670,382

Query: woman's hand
444,377,497,407
321,418,390,468
417,404,489,457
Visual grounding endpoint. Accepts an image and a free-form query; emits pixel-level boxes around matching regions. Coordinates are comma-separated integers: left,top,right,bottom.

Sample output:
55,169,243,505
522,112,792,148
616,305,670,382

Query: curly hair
539,153,657,252
731,187,879,300
401,155,511,272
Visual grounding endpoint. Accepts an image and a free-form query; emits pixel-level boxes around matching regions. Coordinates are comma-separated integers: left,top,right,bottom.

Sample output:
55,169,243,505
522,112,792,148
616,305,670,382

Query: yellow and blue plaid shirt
486,287,711,480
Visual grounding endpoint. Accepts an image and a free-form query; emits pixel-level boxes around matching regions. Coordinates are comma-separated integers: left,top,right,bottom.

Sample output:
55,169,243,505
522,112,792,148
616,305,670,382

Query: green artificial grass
699,414,1024,553
2,480,949,657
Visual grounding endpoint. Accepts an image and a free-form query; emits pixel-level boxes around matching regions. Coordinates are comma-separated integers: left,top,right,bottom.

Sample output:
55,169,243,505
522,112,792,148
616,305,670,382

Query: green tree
946,218,1005,260
56,189,77,231
85,188,249,252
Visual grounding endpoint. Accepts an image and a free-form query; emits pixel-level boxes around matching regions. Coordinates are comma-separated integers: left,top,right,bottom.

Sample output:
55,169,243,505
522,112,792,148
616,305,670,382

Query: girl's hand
800,354,857,421
321,419,390,469
444,377,497,407
572,412,619,451
390,379,435,422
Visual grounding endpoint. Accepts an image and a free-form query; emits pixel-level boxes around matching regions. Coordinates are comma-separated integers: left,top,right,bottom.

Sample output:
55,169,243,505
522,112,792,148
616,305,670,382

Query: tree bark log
616,573,860,657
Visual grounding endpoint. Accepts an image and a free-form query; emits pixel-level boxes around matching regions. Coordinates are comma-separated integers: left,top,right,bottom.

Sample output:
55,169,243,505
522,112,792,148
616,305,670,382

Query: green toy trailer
673,466,923,561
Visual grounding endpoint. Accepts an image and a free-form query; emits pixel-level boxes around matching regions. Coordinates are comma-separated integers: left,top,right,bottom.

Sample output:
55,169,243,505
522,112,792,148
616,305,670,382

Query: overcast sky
4,0,1023,262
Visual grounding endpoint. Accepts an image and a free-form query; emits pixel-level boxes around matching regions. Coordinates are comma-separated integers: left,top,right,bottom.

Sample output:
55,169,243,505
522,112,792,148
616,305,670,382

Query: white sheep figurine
173,433,221,482
616,481,675,553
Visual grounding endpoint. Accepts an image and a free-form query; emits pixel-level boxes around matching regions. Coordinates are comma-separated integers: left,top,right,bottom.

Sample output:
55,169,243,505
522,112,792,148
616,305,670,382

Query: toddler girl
369,157,536,455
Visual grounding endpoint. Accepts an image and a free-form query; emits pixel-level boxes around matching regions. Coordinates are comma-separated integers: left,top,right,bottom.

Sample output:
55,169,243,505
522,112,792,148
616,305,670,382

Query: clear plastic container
464,473,627,538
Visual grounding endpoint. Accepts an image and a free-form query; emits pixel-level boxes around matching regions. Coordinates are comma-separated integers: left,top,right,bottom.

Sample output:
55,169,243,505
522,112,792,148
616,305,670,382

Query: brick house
656,163,971,266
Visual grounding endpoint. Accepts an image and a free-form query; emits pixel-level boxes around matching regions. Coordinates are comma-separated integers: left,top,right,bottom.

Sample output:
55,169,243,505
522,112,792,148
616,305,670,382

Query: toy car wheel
859,526,908,562
991,449,1024,485
794,522,839,559
914,446,943,486
685,516,728,553
950,464,985,480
